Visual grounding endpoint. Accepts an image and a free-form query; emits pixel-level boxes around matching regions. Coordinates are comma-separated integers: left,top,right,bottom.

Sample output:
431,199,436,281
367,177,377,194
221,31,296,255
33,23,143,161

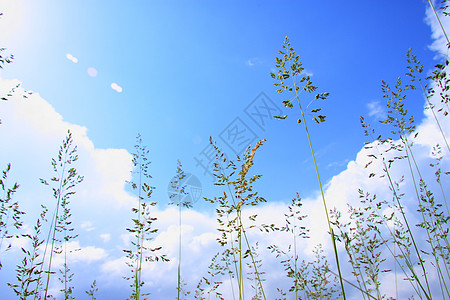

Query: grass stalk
224,153,267,300
397,103,450,298
206,138,267,300
37,130,82,299
43,157,66,299
85,280,98,300
427,0,450,46
169,160,193,299
178,200,182,300
272,36,346,299
8,204,48,298
124,134,168,299
360,118,433,297
0,163,22,269
406,49,450,153
380,79,435,298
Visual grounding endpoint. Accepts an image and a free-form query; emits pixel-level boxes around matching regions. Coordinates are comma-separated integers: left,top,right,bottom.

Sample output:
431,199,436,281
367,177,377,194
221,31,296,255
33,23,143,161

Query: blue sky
1,0,436,200
0,0,449,299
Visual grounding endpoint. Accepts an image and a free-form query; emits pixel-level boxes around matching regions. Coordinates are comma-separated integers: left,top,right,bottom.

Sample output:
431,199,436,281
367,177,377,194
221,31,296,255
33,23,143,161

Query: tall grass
0,163,23,270
268,194,341,299
0,12,14,72
204,138,268,300
1,3,450,299
5,131,83,299
123,134,168,300
270,36,346,299
168,160,193,299
333,47,450,299
84,280,98,300
7,205,47,299
39,130,83,299
194,251,226,299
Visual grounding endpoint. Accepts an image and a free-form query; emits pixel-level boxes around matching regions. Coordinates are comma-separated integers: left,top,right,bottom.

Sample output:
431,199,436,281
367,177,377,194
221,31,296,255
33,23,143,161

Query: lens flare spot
87,67,98,77
111,83,122,93
65,53,78,63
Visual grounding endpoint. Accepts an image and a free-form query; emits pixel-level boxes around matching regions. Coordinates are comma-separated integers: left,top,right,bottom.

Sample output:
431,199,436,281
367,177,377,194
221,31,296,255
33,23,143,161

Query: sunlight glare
0,0,28,43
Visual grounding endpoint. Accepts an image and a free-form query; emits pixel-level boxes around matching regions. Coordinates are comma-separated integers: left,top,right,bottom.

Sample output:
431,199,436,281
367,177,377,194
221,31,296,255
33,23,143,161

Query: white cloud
100,233,111,243
81,221,96,232
246,57,262,67
1,71,447,298
425,3,450,56
111,82,122,93
303,68,314,77
70,242,108,263
4,79,135,209
0,1,27,42
100,256,128,278
367,100,386,119
326,158,350,169
0,80,138,297
92,148,134,206
2,73,447,297
1,224,31,252
120,233,131,247
49,241,108,271
93,204,297,298
66,53,78,63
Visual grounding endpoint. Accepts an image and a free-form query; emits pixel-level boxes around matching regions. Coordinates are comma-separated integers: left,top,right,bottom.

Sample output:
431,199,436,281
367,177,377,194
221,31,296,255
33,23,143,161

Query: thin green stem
44,155,67,299
224,250,237,300
428,0,450,46
226,214,240,300
405,141,450,297
384,150,431,299
34,205,56,299
177,199,182,300
438,178,450,216
346,241,368,300
238,213,243,300
135,155,143,300
64,229,67,298
362,122,431,298
394,223,398,300
403,140,433,298
215,147,267,300
407,141,450,252
327,269,377,300
291,74,347,300
241,222,266,300
414,67,450,152
293,218,298,300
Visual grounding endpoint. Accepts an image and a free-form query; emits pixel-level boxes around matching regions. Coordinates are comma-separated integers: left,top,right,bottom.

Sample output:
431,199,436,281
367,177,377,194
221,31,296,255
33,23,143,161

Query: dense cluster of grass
1,2,450,300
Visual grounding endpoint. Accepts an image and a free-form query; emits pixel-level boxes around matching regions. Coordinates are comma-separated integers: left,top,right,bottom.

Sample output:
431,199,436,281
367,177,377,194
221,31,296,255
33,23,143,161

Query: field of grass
1,2,450,300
